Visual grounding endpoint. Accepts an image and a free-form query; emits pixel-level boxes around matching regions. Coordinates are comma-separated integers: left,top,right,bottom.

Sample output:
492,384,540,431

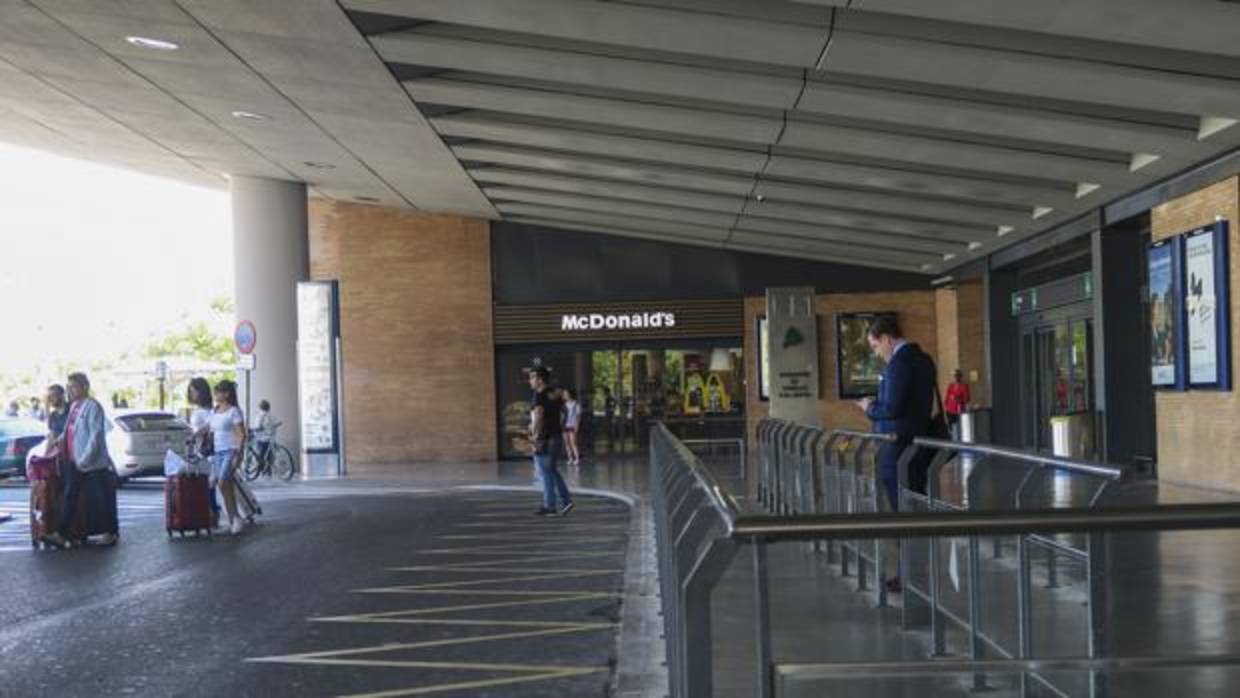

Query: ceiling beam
343,0,832,66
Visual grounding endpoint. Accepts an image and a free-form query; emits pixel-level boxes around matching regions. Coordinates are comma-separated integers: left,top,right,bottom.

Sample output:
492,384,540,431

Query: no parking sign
234,320,257,355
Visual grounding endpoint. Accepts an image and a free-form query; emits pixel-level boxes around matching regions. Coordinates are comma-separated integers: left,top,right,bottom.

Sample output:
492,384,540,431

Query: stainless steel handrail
912,436,1127,481
729,503,1240,540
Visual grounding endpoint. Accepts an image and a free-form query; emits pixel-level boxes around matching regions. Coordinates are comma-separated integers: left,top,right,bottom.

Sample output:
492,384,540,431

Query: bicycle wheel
272,445,296,481
242,447,263,482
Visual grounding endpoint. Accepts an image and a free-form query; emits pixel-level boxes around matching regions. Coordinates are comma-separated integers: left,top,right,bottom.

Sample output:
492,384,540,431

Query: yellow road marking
449,524,619,532
343,668,607,698
355,588,617,597
392,563,622,574
255,624,604,658
394,552,623,568
420,538,625,553
474,512,629,519
252,655,598,674
438,535,629,545
373,570,617,590
311,593,618,618
309,618,615,630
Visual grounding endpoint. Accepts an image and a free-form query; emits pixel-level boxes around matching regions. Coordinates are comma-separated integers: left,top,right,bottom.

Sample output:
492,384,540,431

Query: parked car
1,418,47,478
107,411,192,482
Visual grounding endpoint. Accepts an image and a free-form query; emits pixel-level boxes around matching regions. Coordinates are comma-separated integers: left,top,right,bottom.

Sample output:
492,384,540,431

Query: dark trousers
57,462,82,536
57,468,118,537
878,442,932,512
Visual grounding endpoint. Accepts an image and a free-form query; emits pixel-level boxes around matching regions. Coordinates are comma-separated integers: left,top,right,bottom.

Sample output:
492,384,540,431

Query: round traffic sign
234,320,257,355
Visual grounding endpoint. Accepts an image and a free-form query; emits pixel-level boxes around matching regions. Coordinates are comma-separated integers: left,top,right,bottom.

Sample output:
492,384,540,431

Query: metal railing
896,436,1129,697
653,421,1240,698
678,437,746,481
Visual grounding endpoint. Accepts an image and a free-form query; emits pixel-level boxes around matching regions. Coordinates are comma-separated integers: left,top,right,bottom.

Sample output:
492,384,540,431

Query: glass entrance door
1021,312,1095,455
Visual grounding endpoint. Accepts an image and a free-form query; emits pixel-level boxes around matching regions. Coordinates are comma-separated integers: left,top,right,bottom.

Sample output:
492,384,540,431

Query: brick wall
931,281,989,405
956,279,989,406
1151,177,1240,490
935,288,960,395
745,290,939,445
308,199,497,467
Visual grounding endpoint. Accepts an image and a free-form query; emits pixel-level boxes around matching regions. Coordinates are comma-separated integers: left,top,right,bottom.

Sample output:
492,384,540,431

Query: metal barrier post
682,534,737,698
841,435,859,579
926,446,948,657
1017,533,1034,698
818,433,838,560
835,435,853,574
967,534,988,690
868,441,888,608
1045,546,1060,589
1087,531,1109,698
965,458,990,691
754,539,774,698
852,441,869,593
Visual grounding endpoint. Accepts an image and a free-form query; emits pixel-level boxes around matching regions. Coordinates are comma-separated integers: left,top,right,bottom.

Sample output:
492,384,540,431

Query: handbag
194,430,215,458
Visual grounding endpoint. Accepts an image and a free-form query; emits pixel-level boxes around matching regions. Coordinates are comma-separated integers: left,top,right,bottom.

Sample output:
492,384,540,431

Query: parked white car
107,411,193,481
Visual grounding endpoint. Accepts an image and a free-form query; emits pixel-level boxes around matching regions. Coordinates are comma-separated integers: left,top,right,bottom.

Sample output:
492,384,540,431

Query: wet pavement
0,478,632,697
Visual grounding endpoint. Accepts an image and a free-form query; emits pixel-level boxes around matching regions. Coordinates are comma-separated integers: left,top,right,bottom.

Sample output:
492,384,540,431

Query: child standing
563,388,581,465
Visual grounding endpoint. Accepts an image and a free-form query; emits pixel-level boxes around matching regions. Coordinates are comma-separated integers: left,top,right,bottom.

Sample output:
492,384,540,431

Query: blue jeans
533,435,571,511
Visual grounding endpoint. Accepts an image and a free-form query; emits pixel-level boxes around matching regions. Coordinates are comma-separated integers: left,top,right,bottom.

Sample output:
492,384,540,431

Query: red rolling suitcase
29,475,62,549
165,473,212,537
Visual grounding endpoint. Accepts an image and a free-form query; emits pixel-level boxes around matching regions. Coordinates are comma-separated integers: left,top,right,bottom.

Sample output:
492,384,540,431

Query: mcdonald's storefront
490,299,747,459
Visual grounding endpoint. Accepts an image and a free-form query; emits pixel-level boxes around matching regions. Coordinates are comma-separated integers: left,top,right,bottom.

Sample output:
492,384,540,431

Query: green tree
140,296,235,410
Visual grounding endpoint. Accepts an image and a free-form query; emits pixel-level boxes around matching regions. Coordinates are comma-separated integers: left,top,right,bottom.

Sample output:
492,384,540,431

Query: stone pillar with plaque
766,287,821,427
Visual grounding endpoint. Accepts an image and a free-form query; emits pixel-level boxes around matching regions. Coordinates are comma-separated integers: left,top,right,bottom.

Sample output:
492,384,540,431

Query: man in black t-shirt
529,367,573,517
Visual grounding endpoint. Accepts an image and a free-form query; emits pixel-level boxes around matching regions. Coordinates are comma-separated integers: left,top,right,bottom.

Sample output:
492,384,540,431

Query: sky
0,142,233,383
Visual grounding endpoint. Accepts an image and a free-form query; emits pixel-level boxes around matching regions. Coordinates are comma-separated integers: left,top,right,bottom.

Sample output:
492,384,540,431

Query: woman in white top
209,379,248,534
563,388,581,465
186,377,218,524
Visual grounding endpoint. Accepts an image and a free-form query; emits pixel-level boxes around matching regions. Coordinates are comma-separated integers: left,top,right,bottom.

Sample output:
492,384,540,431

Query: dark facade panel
492,221,931,304
493,298,743,345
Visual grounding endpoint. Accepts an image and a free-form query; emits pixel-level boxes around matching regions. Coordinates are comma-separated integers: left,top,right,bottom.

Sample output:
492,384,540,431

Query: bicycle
242,422,296,482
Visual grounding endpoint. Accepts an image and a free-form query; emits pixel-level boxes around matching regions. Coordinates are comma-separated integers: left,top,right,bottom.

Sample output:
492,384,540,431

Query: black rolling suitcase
234,477,262,522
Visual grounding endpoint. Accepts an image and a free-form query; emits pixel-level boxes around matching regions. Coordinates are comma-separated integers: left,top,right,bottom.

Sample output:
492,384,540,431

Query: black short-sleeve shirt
535,388,564,438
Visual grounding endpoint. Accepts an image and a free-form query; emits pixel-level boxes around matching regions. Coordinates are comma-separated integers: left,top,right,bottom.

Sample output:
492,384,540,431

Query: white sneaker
229,519,245,535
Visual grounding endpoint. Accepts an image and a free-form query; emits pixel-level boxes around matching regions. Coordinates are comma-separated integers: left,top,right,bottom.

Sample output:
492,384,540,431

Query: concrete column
231,176,308,455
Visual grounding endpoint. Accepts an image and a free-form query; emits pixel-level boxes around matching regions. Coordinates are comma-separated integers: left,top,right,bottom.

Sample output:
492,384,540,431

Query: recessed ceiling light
304,161,335,170
231,110,268,120
355,196,380,203
126,36,180,51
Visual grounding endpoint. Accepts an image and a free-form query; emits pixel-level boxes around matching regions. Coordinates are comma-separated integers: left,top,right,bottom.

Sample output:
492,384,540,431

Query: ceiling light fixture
231,110,268,120
125,36,180,51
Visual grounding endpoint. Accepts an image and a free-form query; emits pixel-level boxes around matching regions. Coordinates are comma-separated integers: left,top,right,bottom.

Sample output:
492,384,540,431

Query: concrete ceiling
1,1,1239,273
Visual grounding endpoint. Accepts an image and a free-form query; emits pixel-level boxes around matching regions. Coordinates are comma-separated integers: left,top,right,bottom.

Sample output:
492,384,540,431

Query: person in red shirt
944,369,971,439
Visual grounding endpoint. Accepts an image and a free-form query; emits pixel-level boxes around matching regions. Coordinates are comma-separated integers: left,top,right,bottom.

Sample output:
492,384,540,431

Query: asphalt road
0,480,631,697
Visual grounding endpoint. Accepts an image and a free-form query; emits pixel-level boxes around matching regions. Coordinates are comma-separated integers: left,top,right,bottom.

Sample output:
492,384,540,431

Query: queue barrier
653,420,1240,698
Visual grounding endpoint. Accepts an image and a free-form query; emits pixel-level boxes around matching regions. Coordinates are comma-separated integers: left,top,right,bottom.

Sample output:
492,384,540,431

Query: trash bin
959,408,991,443
1050,413,1093,459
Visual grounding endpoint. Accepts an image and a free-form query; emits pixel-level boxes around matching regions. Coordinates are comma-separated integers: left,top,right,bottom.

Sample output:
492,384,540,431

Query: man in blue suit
856,316,937,514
